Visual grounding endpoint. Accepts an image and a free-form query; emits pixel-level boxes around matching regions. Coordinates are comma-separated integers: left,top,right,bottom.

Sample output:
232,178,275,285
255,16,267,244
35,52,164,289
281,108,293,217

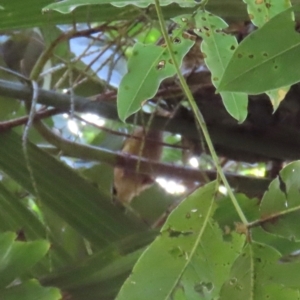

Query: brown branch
0,108,62,132
0,80,271,196
73,114,187,150
1,79,300,164
41,142,270,198
247,204,300,229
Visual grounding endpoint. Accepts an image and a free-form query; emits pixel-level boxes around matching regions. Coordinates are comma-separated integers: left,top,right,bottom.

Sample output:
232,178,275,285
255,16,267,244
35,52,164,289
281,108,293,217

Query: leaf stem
154,0,248,225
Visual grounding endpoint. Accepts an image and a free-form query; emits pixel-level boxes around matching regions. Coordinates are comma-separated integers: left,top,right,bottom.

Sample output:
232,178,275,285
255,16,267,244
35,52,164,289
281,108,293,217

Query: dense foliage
1,0,300,299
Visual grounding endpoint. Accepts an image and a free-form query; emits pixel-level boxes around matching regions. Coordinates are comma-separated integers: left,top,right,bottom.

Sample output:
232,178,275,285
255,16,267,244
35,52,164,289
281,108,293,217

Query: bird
113,127,163,204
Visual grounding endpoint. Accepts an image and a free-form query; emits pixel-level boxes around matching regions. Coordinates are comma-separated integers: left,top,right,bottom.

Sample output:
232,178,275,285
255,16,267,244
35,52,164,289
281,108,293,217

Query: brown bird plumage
113,128,163,204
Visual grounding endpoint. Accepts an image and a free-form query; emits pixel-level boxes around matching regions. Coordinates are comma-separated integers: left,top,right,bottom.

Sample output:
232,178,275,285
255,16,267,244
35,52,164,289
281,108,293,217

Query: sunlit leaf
0,232,49,288
194,11,248,122
117,37,194,122
218,7,300,94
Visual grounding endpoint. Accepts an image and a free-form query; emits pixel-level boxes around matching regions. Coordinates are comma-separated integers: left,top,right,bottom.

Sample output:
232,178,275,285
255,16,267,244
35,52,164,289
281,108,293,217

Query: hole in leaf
173,37,181,44
279,175,287,196
168,229,193,237
168,246,183,257
194,282,213,296
157,60,166,70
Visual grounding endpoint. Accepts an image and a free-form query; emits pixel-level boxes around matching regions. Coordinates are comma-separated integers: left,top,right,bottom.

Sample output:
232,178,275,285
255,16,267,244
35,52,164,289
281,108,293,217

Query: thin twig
0,108,62,131
154,1,248,225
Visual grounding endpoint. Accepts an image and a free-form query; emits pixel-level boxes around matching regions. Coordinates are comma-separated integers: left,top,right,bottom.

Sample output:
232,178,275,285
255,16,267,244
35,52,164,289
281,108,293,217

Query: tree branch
0,79,271,195
1,79,300,162
40,144,270,197
0,108,61,131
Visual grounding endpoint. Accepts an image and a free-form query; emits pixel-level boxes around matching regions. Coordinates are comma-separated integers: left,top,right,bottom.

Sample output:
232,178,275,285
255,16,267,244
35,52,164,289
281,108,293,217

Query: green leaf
43,0,196,13
194,11,248,122
220,242,299,299
0,232,49,288
0,0,197,31
243,0,292,111
41,231,156,290
42,236,156,300
0,130,144,248
117,37,194,122
171,227,244,300
0,181,49,240
252,227,300,258
269,259,300,289
0,279,61,300
259,161,300,240
116,182,244,300
0,181,72,268
0,97,20,120
214,194,260,233
116,182,217,299
218,7,300,94
243,0,292,27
